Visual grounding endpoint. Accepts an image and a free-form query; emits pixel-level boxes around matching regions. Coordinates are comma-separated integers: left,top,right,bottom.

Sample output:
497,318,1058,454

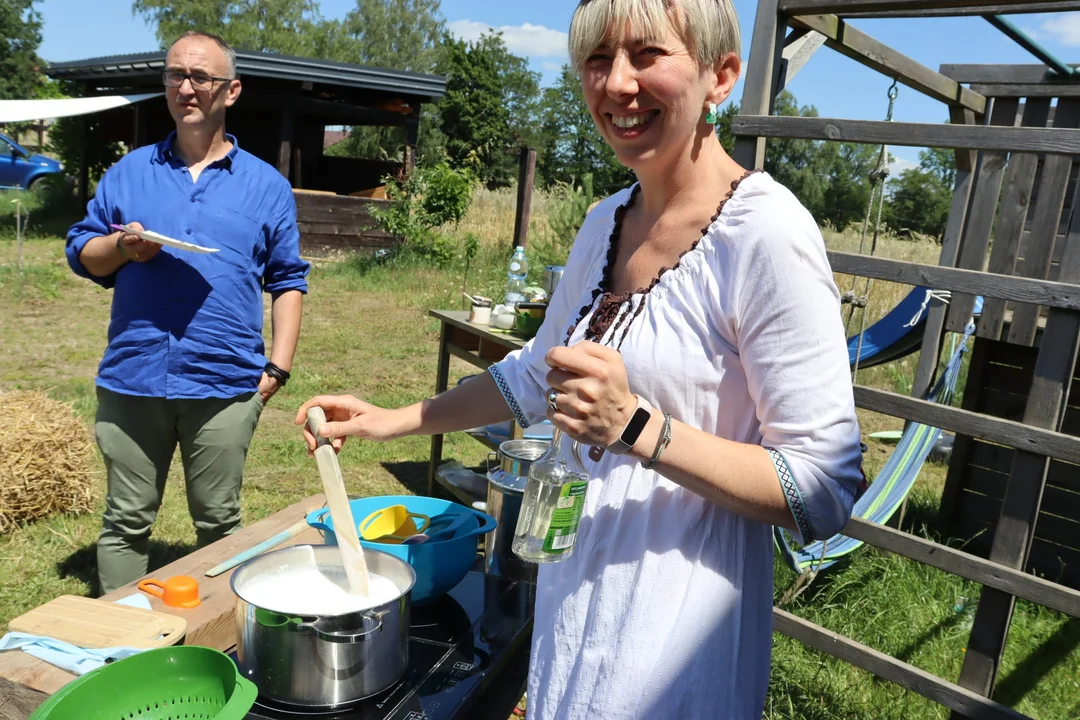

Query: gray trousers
94,387,264,594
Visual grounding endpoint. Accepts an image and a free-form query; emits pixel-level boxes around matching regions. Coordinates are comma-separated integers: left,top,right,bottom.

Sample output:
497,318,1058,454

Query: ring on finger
547,388,559,413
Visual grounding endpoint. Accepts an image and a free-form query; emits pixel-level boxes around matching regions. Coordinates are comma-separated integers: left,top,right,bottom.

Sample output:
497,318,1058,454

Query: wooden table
0,494,328,696
0,493,535,720
427,310,528,505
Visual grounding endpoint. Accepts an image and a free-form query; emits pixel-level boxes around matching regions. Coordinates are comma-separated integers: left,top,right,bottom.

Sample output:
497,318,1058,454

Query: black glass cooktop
242,571,534,720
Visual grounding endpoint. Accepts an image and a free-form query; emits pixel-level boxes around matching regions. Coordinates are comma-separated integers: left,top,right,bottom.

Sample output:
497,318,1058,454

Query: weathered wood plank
781,0,1079,14
293,193,391,212
981,360,1036,396
733,0,785,169
843,516,1080,617
300,233,397,250
826,251,1080,311
0,675,47,720
966,467,1080,528
730,114,1080,153
939,339,992,534
977,98,1052,340
957,516,1080,588
788,15,986,113
1009,99,1080,346
845,2,1080,15
942,63,1080,85
297,222,392,238
911,109,977,400
853,385,1080,464
777,28,826,93
972,83,1080,98
296,207,380,224
771,609,1029,720
959,490,1080,559
953,185,1080,704
947,99,1021,332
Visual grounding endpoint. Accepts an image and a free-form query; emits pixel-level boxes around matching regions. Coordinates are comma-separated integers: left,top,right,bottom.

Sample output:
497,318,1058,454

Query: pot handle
296,609,388,644
306,507,332,532
485,452,498,474
466,508,498,537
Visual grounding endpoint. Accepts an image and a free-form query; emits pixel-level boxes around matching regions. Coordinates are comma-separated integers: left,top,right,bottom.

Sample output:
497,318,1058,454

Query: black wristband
264,362,291,386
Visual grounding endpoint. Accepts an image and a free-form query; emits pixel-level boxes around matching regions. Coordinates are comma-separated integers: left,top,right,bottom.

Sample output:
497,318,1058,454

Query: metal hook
887,78,899,101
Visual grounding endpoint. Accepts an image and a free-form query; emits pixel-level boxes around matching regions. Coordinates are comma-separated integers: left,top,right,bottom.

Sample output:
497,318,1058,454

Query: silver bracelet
642,413,672,470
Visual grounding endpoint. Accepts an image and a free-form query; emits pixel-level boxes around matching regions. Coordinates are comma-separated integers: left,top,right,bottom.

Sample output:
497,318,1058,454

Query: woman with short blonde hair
299,1,863,717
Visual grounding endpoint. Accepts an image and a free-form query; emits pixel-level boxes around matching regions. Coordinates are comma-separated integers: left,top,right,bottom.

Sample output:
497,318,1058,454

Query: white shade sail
0,93,163,124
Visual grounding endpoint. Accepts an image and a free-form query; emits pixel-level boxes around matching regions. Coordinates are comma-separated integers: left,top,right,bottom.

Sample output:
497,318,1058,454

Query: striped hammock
775,322,975,575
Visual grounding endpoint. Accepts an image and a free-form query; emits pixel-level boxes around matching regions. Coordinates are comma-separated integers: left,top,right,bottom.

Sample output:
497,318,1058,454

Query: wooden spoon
306,407,370,597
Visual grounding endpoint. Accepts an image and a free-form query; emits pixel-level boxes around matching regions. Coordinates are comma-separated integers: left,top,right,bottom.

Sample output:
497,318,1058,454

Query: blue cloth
66,132,310,400
0,633,144,675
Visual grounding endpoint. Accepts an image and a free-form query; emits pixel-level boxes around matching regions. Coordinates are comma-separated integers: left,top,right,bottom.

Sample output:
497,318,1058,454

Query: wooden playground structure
733,1,1080,717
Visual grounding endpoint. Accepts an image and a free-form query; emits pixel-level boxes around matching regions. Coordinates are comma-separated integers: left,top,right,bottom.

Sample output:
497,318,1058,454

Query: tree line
1,0,955,239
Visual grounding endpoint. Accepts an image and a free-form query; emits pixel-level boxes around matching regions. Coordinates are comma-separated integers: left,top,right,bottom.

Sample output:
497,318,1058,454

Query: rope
904,290,952,328
845,79,898,387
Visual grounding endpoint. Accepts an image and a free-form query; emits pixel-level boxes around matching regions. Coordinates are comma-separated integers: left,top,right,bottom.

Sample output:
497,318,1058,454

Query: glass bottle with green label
512,427,589,563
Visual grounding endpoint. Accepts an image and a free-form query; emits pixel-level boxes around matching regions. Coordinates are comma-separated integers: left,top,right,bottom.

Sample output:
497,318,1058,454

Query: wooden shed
46,50,447,255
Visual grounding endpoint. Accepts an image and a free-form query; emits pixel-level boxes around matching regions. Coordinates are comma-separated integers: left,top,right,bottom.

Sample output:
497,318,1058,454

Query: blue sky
36,0,1080,167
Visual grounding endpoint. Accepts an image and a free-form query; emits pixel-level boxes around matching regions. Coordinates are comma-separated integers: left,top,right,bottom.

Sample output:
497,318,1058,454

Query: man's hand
116,222,162,263
258,372,280,404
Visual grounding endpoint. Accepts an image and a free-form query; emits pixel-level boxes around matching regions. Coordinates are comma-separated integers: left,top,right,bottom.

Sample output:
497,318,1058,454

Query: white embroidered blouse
488,171,864,719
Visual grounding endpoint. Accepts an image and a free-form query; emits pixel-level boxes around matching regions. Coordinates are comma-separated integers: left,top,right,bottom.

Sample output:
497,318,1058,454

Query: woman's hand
294,395,404,455
544,342,637,448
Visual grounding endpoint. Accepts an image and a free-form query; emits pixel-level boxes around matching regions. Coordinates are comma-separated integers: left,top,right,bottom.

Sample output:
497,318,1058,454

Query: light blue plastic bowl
306,495,496,605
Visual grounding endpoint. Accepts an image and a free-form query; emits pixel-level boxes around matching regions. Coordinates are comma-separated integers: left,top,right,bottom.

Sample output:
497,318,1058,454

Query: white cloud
1028,13,1080,46
449,19,569,59
888,157,917,177
541,61,563,73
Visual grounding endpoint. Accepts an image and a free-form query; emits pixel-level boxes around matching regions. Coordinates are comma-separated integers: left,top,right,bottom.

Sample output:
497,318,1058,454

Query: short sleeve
66,165,120,289
487,190,630,427
723,182,863,544
263,181,310,295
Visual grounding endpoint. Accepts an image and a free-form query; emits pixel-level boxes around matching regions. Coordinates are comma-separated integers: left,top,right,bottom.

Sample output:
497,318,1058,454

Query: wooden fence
733,1,1080,717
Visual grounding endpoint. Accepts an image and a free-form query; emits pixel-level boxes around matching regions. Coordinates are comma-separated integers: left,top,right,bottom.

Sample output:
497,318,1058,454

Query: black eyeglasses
162,70,233,91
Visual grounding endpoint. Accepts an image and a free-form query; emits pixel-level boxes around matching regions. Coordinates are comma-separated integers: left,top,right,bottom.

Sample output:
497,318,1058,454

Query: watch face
622,407,652,445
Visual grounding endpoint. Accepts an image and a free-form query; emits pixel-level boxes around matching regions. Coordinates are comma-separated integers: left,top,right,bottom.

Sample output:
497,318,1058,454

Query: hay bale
0,391,98,533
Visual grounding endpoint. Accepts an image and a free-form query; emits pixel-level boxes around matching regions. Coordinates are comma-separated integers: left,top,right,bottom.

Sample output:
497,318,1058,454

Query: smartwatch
606,395,653,455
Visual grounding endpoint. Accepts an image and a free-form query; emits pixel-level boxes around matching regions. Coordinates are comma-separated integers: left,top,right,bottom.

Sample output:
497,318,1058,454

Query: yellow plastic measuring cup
359,505,431,544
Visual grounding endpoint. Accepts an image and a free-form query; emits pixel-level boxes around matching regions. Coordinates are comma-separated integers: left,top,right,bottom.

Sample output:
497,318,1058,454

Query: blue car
0,132,63,191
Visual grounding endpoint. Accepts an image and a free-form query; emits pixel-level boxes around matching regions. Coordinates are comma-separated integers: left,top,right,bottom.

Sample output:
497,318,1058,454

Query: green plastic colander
30,646,258,720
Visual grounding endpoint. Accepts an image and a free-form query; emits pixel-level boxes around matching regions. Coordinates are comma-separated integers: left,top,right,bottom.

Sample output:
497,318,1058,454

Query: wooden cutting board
8,596,187,649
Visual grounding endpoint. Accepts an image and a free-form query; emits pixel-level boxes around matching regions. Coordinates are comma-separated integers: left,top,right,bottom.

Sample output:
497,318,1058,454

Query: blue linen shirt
66,132,310,400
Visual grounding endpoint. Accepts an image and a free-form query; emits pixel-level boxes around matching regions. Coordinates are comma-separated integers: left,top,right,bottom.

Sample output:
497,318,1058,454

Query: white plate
111,224,220,254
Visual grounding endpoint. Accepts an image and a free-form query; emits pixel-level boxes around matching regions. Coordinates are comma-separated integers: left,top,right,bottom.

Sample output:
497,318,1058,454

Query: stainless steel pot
544,265,565,296
485,440,548,583
231,544,416,710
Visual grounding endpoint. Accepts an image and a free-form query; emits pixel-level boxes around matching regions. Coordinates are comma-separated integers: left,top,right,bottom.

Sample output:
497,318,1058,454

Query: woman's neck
633,131,746,221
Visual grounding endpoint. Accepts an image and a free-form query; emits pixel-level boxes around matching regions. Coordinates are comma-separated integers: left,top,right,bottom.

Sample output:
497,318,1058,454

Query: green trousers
94,387,265,594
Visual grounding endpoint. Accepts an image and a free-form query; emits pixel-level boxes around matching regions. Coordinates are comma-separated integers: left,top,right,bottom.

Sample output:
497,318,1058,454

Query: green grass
0,196,1076,719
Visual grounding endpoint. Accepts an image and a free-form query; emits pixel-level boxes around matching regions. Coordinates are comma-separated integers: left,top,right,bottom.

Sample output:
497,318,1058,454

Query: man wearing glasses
65,31,309,594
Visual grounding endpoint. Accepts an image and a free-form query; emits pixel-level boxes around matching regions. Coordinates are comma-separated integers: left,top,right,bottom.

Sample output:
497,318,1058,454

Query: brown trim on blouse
565,169,761,349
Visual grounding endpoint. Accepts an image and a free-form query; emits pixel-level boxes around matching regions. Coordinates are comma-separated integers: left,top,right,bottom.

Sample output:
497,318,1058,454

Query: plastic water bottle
505,246,528,307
